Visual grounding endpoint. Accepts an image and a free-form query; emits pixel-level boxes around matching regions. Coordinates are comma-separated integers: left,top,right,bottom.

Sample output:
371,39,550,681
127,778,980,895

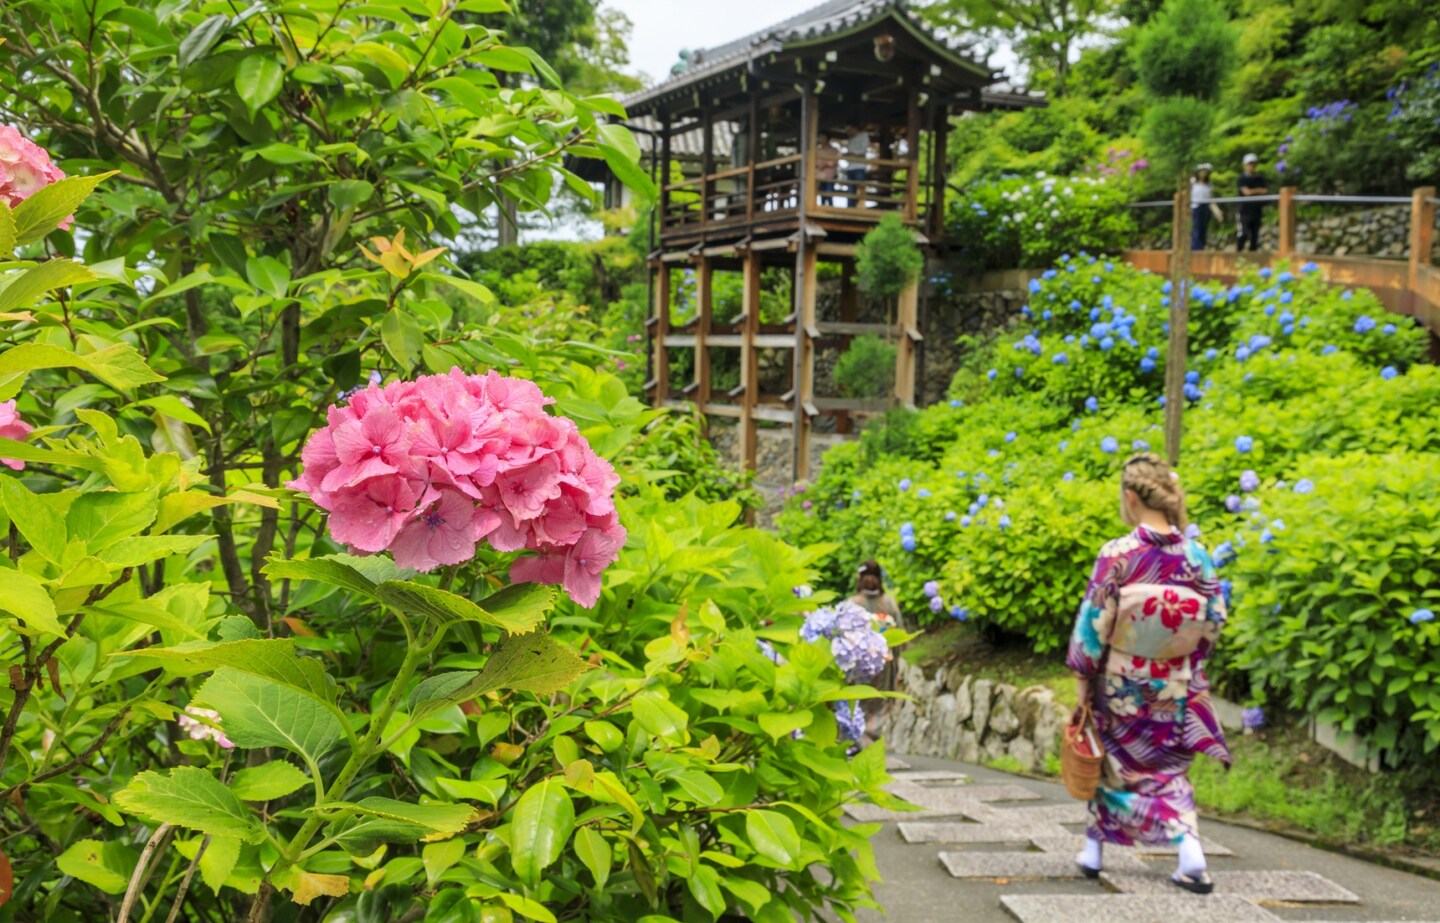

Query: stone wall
1139,203,1440,260
877,660,1071,772
920,286,1026,405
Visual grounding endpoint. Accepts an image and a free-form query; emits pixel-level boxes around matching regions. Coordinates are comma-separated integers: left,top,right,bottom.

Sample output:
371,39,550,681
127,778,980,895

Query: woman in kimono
1066,453,1230,894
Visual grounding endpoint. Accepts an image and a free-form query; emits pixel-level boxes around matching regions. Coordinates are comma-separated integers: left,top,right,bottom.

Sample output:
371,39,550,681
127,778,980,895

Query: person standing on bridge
1236,153,1268,252
1190,164,1217,250
1066,453,1231,894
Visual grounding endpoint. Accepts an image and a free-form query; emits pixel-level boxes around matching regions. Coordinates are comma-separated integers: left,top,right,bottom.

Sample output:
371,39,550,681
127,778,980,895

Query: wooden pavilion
608,0,1038,480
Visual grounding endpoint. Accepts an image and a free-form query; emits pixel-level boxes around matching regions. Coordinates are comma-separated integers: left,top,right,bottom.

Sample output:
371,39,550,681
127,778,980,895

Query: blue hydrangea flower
1133,439,1149,450
1241,706,1265,730
898,478,911,491
1184,383,1203,402
967,502,980,515
1028,278,1042,294
998,515,1012,529
1382,323,1397,335
987,369,998,380
1213,541,1235,567
1043,309,1053,321
1185,370,1200,384
1277,271,1294,284
917,488,932,499
756,639,786,665
1411,609,1435,625
900,521,915,535
950,605,969,621
1242,496,1262,512
1249,335,1272,351
1053,352,1069,365
1293,479,1315,494
1015,367,1025,378
1283,324,1295,335
1100,436,1118,454
1100,336,1115,351
1062,472,1074,482
977,493,990,508
1236,345,1251,361
1059,440,1070,451
960,515,972,527
1381,366,1399,380
1089,307,1102,321
1264,304,1276,317
949,399,963,408
1162,280,1173,294
1240,470,1260,492
988,449,1001,459
1185,523,1202,540
1085,396,1099,413
1235,435,1254,453
1205,348,1218,361
1157,395,1167,407
1225,494,1242,513
901,535,916,552
1005,431,1017,443
834,700,866,742
1140,356,1156,373
1162,295,1171,307
923,580,940,598
1354,315,1376,333
1069,299,1081,312
1321,344,1338,355
1260,528,1275,544
928,594,945,613
792,585,814,599
945,510,957,522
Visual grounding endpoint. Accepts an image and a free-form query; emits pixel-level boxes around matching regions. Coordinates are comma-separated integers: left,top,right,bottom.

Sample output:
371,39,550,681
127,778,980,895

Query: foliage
944,100,1114,188
1386,62,1440,184
779,255,1440,766
833,335,898,400
945,174,1137,271
621,408,762,511
919,0,1117,95
1131,0,1237,101
855,215,924,303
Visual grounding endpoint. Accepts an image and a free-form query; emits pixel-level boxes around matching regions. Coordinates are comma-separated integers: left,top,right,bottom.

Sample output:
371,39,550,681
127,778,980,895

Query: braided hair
1120,452,1189,530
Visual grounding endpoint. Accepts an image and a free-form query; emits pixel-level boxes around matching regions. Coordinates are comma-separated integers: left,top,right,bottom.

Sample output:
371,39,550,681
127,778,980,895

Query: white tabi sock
1177,833,1207,879
1077,835,1103,871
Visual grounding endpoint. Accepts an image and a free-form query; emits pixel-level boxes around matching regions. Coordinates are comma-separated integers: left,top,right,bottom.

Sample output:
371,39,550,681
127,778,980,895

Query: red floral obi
1104,584,1218,684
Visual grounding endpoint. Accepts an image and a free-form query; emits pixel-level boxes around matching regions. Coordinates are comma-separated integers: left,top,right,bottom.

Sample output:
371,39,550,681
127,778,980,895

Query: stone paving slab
890,770,974,784
886,756,910,770
1028,834,1236,858
1100,870,1360,903
1000,894,1282,922
939,850,1148,880
900,821,1071,844
848,783,1043,822
965,803,1091,826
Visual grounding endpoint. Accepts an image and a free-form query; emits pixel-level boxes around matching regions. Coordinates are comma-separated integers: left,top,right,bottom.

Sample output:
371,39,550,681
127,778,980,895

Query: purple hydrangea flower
923,580,940,599
1213,541,1234,567
1293,479,1315,494
1225,494,1242,513
1185,523,1202,540
1240,470,1260,492
1133,439,1150,451
756,639,786,665
1005,431,1017,443
792,585,814,599
960,515,972,527
929,595,945,613
898,478,912,491
950,605,969,621
831,612,889,683
945,510,957,522
1062,472,1074,482
834,700,866,742
917,488,932,499
1241,706,1266,730
900,522,915,536
998,515,1012,529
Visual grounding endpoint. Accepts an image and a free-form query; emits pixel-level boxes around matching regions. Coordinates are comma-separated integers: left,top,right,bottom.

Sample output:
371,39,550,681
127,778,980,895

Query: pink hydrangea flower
290,369,626,606
0,399,33,471
177,707,234,749
0,127,67,222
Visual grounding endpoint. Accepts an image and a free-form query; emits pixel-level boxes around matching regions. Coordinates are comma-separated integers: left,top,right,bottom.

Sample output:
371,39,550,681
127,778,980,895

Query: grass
901,621,1440,859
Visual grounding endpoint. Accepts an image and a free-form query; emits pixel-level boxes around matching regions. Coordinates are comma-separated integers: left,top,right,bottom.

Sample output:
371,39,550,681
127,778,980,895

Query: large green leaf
686,864,727,919
323,797,476,856
55,839,138,895
229,761,311,801
375,580,552,633
235,54,284,116
114,767,266,844
97,534,210,567
574,826,611,888
65,489,157,552
0,567,65,637
631,693,689,742
263,555,378,599
509,778,574,886
744,810,801,869
0,477,66,564
0,341,164,392
474,583,556,633
194,669,344,763
246,256,291,297
380,309,424,369
0,258,96,314
410,632,590,722
596,124,656,201
128,638,335,703
11,172,117,245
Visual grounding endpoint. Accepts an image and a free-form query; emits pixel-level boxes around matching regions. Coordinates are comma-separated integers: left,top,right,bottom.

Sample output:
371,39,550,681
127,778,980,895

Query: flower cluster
800,601,889,683
0,399,33,471
0,126,67,215
1241,706,1266,731
833,700,866,744
290,369,625,606
177,707,234,749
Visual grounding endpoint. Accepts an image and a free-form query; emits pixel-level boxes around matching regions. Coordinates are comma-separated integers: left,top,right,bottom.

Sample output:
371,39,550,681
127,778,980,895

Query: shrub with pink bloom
177,707,234,749
0,399,33,471
290,369,626,606
0,126,67,218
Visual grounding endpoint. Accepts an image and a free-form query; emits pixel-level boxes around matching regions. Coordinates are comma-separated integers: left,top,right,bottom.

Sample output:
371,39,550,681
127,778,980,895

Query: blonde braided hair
1120,452,1189,530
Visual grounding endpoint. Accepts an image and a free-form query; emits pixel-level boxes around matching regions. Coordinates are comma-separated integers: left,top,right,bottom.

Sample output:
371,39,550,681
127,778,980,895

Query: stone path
857,754,1440,923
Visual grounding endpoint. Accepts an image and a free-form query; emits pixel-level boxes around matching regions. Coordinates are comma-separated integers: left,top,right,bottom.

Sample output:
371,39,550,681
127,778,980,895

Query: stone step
885,756,910,770
1000,894,1281,922
900,821,1069,844
939,849,1147,880
1028,834,1236,858
890,770,972,785
1099,870,1360,904
847,783,1041,822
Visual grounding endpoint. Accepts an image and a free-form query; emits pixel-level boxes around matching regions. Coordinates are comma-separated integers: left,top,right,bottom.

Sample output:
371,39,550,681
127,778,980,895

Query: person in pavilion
1066,453,1231,894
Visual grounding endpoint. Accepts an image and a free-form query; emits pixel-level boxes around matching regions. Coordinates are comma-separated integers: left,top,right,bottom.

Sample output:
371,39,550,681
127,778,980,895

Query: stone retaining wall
1137,203,1440,260
877,660,1071,773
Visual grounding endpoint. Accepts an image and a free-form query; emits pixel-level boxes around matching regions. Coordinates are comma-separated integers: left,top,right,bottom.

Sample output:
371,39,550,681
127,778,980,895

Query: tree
920,0,1118,95
1131,0,1237,463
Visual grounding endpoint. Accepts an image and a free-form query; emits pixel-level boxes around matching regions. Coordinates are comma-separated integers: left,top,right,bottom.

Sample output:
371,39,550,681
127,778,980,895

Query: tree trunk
1163,180,1193,466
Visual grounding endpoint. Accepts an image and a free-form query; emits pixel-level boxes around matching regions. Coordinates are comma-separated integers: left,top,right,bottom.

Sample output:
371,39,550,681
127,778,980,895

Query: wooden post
652,266,671,406
1278,186,1297,257
659,113,672,238
895,280,918,405
695,256,712,412
905,80,921,223
795,248,818,480
1409,186,1437,293
1163,181,1194,465
701,109,713,232
929,105,949,241
740,250,760,473
746,92,759,225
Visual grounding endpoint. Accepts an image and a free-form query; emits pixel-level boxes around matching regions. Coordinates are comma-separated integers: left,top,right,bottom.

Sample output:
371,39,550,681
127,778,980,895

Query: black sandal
1076,862,1101,880
1172,871,1214,894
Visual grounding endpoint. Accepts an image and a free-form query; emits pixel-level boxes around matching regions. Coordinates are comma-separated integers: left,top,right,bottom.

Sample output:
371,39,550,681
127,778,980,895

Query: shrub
855,214,924,302
834,334,898,399
945,176,1137,271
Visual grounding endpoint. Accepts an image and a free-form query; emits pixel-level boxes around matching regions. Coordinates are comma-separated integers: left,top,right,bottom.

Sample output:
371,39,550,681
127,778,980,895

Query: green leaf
686,865,727,919
421,271,494,305
411,633,589,725
669,771,723,806
263,555,378,599
632,693,689,742
745,810,801,869
510,778,574,886
375,579,551,633
98,534,210,567
573,827,611,888
178,14,229,68
194,669,344,763
328,180,374,210
380,309,424,369
209,232,250,278
584,720,624,752
0,341,165,392
498,893,558,923
230,761,311,801
12,172,118,245
56,839,137,895
323,797,476,856
132,395,213,433
1,477,66,564
235,54,285,116
0,200,16,255
0,258,97,314
422,838,466,886
596,124,655,201
114,767,266,844
198,836,242,894
0,567,65,637
246,256,290,298
131,638,336,703
474,583,556,634
249,142,322,165
757,711,813,742
408,671,477,713
66,490,157,552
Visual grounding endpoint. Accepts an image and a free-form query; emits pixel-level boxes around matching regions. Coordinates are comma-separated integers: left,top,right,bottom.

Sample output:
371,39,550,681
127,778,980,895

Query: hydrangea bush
945,174,1138,271
780,255,1439,763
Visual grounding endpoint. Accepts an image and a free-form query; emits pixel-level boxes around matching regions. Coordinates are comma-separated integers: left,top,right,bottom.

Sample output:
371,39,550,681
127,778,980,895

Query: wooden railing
659,155,920,239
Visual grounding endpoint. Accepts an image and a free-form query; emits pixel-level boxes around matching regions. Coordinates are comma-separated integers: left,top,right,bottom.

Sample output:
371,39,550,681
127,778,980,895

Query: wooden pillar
895,280,918,406
930,107,949,242
904,80,921,223
652,266,670,406
659,113,672,238
701,109,713,232
1409,186,1437,292
1277,186,1297,257
795,248,818,480
695,256,712,411
839,261,858,322
740,250,760,473
746,92,760,225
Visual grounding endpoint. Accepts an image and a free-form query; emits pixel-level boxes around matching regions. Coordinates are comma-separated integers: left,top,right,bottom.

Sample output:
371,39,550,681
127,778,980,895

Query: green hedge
780,256,1440,763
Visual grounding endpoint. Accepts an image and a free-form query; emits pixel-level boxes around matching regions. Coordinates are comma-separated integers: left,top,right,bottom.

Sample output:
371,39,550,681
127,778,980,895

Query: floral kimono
1066,524,1231,846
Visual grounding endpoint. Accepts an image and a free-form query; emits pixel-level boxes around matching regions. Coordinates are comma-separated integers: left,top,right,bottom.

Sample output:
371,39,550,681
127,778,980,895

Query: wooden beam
894,280,918,405
652,266,670,406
